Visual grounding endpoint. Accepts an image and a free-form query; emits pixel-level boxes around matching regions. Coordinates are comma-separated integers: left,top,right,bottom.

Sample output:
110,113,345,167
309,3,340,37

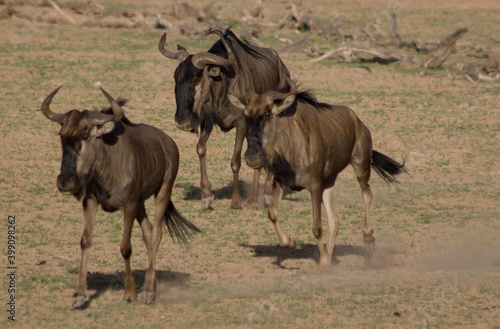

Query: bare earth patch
1,0,499,328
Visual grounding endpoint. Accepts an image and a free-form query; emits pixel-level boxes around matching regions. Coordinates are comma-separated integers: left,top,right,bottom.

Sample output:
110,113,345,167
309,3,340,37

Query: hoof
230,199,242,210
364,237,376,258
243,199,258,210
318,258,332,270
201,195,214,209
143,291,155,305
280,238,296,249
122,292,137,303
71,295,87,310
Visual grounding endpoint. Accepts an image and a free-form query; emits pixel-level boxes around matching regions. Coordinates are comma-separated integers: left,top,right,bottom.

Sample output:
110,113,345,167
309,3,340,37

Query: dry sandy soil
1,0,499,328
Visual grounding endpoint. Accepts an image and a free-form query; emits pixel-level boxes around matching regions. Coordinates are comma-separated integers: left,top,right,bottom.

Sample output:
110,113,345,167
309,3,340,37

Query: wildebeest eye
80,130,90,140
264,112,270,117
62,138,82,156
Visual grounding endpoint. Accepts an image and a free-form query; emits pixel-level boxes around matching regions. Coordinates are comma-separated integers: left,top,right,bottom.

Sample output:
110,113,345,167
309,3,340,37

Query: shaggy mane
100,97,133,125
295,90,335,111
206,27,267,61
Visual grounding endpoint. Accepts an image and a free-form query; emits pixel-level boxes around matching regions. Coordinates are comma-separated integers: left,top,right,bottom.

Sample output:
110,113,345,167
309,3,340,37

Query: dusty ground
1,0,499,328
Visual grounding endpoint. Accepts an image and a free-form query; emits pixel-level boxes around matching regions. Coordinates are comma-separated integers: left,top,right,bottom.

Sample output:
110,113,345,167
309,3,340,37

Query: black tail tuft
372,150,407,184
163,202,201,244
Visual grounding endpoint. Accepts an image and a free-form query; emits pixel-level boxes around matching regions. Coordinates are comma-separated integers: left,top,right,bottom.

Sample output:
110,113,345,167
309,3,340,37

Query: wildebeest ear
207,66,221,77
271,94,296,116
227,94,246,110
90,121,116,138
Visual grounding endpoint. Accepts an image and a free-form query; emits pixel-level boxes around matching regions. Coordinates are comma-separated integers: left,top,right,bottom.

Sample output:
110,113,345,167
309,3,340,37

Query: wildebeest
158,28,290,209
41,86,200,308
228,76,406,267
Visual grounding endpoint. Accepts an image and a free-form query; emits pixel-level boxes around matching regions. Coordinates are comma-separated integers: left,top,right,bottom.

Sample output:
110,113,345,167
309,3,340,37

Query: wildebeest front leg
246,168,261,208
310,185,330,268
263,171,274,208
229,120,247,209
71,198,98,309
197,129,214,209
322,186,340,263
268,180,295,248
121,203,139,303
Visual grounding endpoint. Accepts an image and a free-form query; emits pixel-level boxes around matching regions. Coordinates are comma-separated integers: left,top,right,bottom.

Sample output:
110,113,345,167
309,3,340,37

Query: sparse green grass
1,0,499,328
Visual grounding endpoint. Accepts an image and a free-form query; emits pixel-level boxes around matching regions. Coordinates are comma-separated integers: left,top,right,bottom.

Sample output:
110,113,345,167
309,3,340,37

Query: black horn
95,87,124,125
158,33,189,63
41,85,68,124
191,30,236,69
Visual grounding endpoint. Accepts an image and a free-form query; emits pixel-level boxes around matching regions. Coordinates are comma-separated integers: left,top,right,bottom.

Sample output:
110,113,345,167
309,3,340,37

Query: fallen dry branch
423,28,468,69
152,14,173,29
172,1,220,21
249,0,264,19
318,8,401,46
321,21,368,43
240,22,266,47
277,2,320,32
389,8,399,40
453,56,500,82
0,6,16,20
83,15,143,28
278,36,314,53
309,44,425,65
47,0,76,25
0,0,493,81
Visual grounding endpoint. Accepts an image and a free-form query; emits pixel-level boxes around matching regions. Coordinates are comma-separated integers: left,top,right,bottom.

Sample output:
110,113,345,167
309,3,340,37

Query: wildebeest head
158,30,235,132
228,75,297,169
41,86,123,196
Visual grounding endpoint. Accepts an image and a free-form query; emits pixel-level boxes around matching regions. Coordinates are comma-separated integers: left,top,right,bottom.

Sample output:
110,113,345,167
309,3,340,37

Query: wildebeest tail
371,150,407,184
163,201,201,244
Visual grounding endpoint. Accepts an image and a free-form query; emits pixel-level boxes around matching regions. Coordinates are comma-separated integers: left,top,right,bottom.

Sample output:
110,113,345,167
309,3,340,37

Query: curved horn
227,73,245,109
191,30,236,69
192,52,231,69
158,32,189,63
210,29,236,69
41,85,68,123
228,73,240,98
83,87,124,126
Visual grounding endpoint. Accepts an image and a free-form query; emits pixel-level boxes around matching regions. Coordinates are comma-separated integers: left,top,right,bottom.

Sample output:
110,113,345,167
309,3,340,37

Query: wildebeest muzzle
244,147,265,169
56,172,80,195
174,116,197,132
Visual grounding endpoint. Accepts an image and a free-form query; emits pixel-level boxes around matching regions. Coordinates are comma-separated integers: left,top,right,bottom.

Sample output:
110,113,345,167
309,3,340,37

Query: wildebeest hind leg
268,181,295,249
71,198,98,310
136,203,154,302
351,157,375,256
121,203,139,303
360,184,374,256
142,184,171,304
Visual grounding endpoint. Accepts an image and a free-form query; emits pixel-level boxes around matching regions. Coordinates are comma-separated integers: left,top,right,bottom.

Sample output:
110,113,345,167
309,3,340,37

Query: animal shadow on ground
71,270,190,310
181,181,249,202
180,180,301,206
240,243,368,270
